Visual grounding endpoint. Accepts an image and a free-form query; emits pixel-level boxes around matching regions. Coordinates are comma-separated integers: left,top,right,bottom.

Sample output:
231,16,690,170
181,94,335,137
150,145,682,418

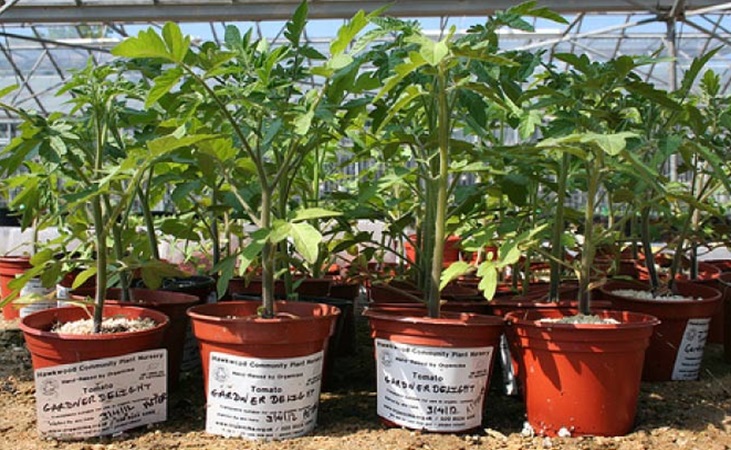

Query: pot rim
505,309,660,330
19,304,170,340
363,307,504,327
187,300,340,324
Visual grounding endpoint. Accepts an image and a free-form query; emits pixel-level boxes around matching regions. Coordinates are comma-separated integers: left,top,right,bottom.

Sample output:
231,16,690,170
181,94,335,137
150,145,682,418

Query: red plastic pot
717,272,731,363
187,301,339,393
0,255,32,320
71,287,199,389
228,277,331,298
404,234,462,267
705,259,731,344
505,309,659,437
600,280,721,381
19,305,169,369
364,308,504,432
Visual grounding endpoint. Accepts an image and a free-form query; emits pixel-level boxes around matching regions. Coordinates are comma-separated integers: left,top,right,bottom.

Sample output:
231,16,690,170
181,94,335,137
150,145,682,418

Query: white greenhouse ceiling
0,1,726,23
0,0,729,116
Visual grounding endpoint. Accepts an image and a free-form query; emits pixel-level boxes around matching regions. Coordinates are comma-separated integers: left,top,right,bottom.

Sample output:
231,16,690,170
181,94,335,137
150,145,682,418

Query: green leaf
30,249,53,267
407,33,449,67
215,255,237,299
160,219,200,241
146,67,183,108
331,9,367,56
477,262,498,301
374,58,426,102
147,134,218,156
376,84,424,132
72,267,97,290
294,110,314,136
285,0,308,45
500,242,522,267
440,261,473,291
162,22,190,63
238,229,269,275
112,28,175,61
581,132,635,156
0,84,18,99
290,222,322,264
270,220,292,244
292,208,342,222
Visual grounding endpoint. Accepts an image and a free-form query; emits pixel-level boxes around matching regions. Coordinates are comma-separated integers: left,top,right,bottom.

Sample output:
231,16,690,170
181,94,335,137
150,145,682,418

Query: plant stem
640,206,660,293
260,186,275,318
578,159,598,315
137,166,160,261
549,153,569,301
426,68,450,319
92,110,107,333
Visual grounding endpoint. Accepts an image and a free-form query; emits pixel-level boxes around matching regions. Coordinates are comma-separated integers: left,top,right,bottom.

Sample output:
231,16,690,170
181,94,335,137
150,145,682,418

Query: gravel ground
1,314,731,450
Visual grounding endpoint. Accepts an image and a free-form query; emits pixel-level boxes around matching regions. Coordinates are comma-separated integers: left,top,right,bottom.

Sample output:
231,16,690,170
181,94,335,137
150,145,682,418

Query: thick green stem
578,160,598,315
426,69,450,319
260,187,275,318
92,112,107,333
549,153,570,301
137,166,160,261
110,223,130,303
640,207,661,293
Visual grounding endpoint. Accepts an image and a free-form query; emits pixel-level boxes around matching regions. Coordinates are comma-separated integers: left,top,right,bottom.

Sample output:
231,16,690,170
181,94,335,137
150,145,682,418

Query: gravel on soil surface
1,313,731,450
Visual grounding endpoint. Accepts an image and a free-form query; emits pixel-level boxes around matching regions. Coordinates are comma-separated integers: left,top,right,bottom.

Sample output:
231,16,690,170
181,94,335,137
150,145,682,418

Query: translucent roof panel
0,1,728,117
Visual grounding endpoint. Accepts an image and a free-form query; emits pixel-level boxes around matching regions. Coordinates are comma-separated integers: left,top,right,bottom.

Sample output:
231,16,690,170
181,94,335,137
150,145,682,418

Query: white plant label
672,317,711,381
35,349,167,439
19,278,55,318
374,339,493,431
206,351,324,439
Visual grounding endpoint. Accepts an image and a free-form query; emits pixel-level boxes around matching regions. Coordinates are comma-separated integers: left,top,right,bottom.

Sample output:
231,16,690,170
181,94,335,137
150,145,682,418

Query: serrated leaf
215,255,237,299
162,22,190,63
478,262,498,301
146,67,183,108
112,28,175,61
290,222,321,264
439,261,473,290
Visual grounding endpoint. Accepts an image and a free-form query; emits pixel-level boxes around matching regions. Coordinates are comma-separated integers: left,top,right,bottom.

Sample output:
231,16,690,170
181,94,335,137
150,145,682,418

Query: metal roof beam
0,1,724,24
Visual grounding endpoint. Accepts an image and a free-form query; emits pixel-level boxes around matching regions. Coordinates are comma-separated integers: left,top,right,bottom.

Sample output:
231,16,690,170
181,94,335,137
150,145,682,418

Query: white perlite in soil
610,289,700,301
540,314,621,325
51,316,158,334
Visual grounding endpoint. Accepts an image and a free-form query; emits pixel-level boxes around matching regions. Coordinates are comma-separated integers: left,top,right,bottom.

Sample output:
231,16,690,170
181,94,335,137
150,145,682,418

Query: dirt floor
1,313,730,450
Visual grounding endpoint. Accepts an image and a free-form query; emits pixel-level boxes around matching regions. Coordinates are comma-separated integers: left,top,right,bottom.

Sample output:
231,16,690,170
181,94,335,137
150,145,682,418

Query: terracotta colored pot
228,277,331,298
364,308,504,432
369,280,422,303
187,300,339,392
716,272,731,363
505,309,658,437
0,255,32,320
404,234,462,267
19,305,169,369
704,260,731,344
600,280,721,381
488,294,611,396
187,301,339,439
71,287,199,389
635,256,721,283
